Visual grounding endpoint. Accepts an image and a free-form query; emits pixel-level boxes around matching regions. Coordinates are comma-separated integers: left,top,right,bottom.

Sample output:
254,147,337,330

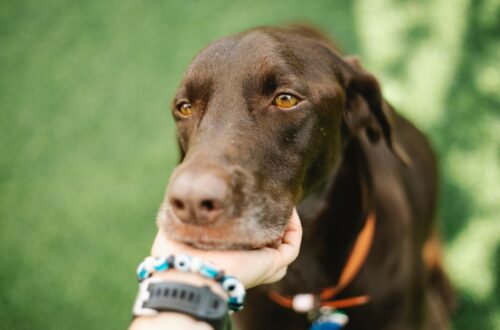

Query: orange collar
268,212,376,312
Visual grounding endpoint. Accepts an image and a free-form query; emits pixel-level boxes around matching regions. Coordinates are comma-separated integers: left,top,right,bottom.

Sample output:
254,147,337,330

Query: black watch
133,278,229,330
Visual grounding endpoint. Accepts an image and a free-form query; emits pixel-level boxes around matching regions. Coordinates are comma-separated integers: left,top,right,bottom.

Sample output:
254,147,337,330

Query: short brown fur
158,26,455,329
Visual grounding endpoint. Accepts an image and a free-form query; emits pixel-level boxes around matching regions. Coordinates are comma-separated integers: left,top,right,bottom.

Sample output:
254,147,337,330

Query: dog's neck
295,137,374,289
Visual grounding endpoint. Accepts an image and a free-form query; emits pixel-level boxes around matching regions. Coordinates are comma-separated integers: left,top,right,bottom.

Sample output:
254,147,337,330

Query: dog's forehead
185,29,322,82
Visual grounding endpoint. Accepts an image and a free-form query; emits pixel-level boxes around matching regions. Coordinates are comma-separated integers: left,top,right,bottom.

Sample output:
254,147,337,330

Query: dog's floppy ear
339,56,410,165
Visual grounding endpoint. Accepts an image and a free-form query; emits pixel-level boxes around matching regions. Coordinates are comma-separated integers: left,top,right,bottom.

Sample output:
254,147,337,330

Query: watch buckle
133,277,163,316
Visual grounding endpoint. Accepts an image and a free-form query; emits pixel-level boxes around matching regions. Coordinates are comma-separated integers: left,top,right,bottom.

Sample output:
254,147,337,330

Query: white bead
228,283,245,300
143,256,156,273
222,278,245,301
221,277,239,292
189,256,203,272
136,261,145,274
174,254,191,272
292,294,315,312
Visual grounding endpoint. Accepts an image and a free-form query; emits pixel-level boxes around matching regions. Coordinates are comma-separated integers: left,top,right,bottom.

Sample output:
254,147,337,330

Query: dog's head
157,26,406,249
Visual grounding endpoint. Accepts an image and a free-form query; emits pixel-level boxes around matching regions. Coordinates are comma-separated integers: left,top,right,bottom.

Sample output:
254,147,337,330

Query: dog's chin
157,206,287,250
167,229,284,251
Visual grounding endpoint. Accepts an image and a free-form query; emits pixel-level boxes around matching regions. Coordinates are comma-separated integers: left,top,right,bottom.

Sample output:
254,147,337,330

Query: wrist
130,312,213,330
131,254,245,330
131,271,229,330
136,254,245,312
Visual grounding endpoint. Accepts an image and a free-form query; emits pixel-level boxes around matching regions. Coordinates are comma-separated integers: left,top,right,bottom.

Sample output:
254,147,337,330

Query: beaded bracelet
136,254,246,311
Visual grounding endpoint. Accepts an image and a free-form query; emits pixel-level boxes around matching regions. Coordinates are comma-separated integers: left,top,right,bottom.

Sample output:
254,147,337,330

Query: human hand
150,208,302,288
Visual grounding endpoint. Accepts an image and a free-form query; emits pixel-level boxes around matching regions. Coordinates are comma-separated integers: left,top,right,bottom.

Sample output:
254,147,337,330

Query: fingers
277,208,302,267
283,207,303,245
149,208,303,288
269,267,288,283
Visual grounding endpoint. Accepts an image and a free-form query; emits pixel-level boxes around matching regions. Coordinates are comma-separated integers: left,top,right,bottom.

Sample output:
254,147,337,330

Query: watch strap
133,279,229,330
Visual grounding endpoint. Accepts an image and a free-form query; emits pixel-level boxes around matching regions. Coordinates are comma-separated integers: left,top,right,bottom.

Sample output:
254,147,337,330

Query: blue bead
309,322,344,330
137,268,149,281
228,303,243,311
154,261,168,272
228,296,242,307
199,264,218,279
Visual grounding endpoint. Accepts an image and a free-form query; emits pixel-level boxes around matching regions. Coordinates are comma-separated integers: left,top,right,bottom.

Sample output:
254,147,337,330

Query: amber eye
177,102,193,116
273,93,299,109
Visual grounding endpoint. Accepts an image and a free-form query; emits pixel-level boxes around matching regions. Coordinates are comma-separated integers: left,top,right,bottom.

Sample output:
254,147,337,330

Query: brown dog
156,25,455,329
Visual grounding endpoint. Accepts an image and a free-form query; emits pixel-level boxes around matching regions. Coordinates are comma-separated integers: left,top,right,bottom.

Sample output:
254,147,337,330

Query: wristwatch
133,277,229,330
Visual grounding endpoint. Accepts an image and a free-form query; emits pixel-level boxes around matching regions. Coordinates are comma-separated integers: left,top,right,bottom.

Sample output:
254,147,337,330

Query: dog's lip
171,224,282,250
183,236,283,250
163,207,286,250
184,240,264,250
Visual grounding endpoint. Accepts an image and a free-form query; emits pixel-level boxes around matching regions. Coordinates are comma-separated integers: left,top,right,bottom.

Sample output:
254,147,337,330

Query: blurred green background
1,0,498,329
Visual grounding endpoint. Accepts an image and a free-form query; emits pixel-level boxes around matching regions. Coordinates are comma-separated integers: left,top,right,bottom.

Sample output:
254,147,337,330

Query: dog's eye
177,102,193,117
273,93,299,109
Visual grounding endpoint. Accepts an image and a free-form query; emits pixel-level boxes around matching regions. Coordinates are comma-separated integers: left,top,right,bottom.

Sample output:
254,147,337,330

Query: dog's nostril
200,200,217,212
172,198,185,210
168,170,229,225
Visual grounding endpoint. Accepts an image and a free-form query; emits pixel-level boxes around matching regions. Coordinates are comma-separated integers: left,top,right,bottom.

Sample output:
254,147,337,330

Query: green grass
0,0,498,329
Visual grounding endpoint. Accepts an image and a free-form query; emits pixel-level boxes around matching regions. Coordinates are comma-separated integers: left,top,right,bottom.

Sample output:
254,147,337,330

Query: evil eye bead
221,277,238,292
174,254,192,272
222,277,246,300
189,256,203,273
153,256,169,272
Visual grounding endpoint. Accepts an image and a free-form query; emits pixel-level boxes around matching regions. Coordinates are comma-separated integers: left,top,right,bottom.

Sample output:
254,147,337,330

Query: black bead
214,270,225,282
167,255,175,268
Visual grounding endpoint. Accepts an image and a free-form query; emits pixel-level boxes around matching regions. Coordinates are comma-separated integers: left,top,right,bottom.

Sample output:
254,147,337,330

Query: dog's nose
168,170,229,225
